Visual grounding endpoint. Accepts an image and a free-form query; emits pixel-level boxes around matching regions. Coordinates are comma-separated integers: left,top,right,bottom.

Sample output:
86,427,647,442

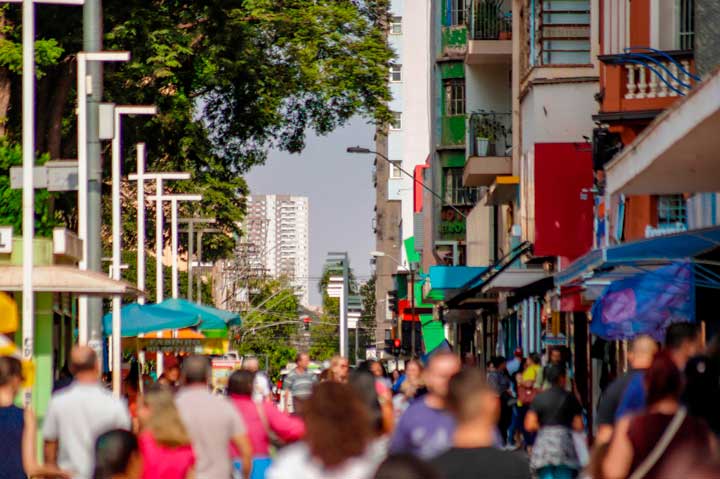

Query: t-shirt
43,382,131,479
139,431,195,479
252,371,272,403
596,370,639,425
432,447,531,479
615,371,646,420
389,397,456,460
267,439,386,479
0,405,25,479
530,387,582,428
175,386,247,479
283,368,316,400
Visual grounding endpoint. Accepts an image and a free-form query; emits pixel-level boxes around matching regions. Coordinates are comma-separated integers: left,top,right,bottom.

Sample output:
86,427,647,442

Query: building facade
244,194,310,306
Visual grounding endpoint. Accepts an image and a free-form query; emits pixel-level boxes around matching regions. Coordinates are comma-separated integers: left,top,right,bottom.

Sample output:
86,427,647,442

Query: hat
164,355,180,370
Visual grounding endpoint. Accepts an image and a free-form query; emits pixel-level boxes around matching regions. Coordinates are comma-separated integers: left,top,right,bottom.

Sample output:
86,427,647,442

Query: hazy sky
245,117,375,305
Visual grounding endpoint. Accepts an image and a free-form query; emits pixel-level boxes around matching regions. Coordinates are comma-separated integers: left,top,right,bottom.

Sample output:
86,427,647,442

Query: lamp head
347,146,372,154
369,251,386,258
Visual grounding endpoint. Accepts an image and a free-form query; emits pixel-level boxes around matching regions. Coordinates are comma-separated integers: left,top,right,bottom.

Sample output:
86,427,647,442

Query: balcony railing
467,111,512,157
469,0,512,40
445,186,483,206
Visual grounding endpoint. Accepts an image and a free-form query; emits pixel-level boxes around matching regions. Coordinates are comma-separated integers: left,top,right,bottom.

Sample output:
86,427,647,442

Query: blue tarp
102,303,200,337
155,298,241,330
590,262,695,341
556,225,720,286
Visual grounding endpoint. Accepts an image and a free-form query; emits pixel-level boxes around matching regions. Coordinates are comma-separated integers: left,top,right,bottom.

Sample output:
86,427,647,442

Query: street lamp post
76,51,129,348
347,146,466,219
178,218,216,301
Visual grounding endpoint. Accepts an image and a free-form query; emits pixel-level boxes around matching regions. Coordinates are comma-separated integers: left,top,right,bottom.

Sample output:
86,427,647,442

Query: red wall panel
534,143,594,261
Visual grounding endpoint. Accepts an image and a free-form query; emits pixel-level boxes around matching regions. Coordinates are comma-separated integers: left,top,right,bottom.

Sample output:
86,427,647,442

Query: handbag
256,402,287,449
628,407,687,479
518,383,538,405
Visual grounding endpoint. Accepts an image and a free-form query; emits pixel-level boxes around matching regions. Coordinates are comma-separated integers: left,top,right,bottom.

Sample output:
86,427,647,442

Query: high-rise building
244,194,310,306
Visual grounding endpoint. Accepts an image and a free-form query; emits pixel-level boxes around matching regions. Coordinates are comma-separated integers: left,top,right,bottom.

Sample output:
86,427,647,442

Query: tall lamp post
76,51,130,349
325,252,349,358
178,217,216,301
370,251,417,358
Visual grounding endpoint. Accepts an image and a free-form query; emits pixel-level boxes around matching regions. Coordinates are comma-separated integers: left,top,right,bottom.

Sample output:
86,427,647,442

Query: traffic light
384,338,403,357
388,290,399,315
302,316,311,331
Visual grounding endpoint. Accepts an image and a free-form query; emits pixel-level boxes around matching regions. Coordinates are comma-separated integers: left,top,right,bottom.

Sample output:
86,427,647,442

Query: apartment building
245,194,310,306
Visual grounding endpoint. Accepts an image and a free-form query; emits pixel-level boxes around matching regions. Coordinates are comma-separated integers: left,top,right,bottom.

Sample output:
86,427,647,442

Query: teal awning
102,303,200,337
426,266,486,302
155,298,241,331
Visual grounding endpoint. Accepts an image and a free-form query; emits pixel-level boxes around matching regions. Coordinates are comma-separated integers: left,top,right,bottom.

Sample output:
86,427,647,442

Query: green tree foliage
231,278,301,380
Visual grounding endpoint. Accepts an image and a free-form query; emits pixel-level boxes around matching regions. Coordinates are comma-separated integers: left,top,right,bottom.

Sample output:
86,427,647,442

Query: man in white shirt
243,356,271,402
43,346,131,479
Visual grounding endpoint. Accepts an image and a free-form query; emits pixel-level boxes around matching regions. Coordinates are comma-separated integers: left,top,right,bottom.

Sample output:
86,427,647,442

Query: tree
358,274,377,356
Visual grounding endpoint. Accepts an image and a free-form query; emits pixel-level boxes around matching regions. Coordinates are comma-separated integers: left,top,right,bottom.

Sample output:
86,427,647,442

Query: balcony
598,49,697,120
440,115,466,148
466,0,512,65
444,186,483,206
464,111,512,187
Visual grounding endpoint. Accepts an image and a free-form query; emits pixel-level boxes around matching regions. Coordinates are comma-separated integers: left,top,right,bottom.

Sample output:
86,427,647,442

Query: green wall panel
439,62,465,79
441,151,466,168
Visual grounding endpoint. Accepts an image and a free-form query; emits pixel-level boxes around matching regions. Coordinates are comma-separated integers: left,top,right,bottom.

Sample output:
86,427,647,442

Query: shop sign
541,333,567,346
439,206,472,240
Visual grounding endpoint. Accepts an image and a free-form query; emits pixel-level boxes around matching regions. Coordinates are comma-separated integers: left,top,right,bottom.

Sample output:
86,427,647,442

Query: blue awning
155,298,241,331
426,266,486,302
556,226,720,286
102,303,200,337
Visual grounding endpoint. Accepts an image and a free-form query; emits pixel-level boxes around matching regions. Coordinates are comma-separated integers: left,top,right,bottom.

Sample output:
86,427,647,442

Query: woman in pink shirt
137,385,195,479
228,370,305,479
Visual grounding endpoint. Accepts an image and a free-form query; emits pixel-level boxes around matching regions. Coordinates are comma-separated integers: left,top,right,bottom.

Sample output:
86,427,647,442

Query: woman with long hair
228,370,305,479
603,351,717,479
328,355,350,383
267,382,385,479
136,385,195,479
392,360,425,416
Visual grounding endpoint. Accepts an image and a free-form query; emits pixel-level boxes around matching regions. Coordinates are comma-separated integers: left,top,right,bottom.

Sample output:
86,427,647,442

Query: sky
245,116,375,306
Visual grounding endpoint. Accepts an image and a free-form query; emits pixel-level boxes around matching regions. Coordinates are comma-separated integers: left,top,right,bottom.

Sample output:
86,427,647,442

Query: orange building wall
623,195,658,241
629,0,651,47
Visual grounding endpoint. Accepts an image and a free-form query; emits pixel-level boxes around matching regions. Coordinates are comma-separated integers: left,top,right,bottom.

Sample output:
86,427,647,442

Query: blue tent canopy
155,298,241,331
102,303,200,337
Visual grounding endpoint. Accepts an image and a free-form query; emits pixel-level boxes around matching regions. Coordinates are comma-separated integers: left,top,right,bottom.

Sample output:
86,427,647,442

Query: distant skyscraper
244,194,310,306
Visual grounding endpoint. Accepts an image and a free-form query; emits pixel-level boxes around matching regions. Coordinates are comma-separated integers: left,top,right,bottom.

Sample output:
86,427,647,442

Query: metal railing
444,186,482,206
467,111,511,157
469,0,511,40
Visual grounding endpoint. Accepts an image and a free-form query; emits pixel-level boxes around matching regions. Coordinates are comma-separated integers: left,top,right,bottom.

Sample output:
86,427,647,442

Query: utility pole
410,264,416,358
84,0,104,359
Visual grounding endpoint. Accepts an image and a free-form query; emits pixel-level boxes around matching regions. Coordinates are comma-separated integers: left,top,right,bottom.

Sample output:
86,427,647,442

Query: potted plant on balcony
499,13,512,40
473,114,505,156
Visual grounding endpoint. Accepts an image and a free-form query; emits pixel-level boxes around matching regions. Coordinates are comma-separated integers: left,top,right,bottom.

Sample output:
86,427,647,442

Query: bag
628,407,687,479
518,384,538,405
256,402,286,449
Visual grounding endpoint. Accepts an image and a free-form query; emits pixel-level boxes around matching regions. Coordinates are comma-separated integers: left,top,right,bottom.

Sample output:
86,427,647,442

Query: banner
590,262,695,340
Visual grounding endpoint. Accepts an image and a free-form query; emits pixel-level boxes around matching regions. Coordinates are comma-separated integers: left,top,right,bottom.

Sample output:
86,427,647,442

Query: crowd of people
1,321,720,479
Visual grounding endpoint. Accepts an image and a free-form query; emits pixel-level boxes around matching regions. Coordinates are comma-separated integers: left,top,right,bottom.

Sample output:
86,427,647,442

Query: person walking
603,351,717,479
267,382,384,479
243,356,272,402
93,429,142,479
0,356,70,479
43,346,131,479
392,360,425,417
516,353,541,448
228,370,305,479
282,353,316,415
431,368,530,479
507,349,523,377
595,335,657,444
389,352,461,460
487,356,513,446
175,355,252,479
328,355,350,383
524,365,584,479
156,355,181,389
136,385,195,479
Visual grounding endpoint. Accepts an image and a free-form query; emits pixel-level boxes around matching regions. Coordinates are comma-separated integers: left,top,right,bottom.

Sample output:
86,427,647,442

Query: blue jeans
536,465,579,479
233,457,273,479
508,404,520,445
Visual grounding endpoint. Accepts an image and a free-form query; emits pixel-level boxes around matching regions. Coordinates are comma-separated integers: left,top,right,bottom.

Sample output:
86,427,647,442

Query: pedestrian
594,335,657,444
349,368,394,438
516,353,542,448
267,382,384,479
0,356,70,479
282,352,317,415
391,369,401,385
175,355,253,479
328,355,350,383
603,351,717,479
389,352,461,460
507,349,523,377
392,360,425,416
157,355,181,389
227,370,305,479
615,322,702,419
43,346,131,479
136,384,195,479
542,347,573,392
375,454,441,479
93,429,142,479
487,356,513,446
524,365,584,479
431,368,530,479
243,356,272,402
370,360,393,390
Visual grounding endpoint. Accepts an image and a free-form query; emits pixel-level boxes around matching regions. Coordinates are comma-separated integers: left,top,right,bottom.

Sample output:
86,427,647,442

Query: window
390,64,402,82
538,0,591,65
390,111,402,130
657,195,687,227
390,161,403,179
444,79,465,116
390,16,402,34
679,0,694,50
449,0,466,26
